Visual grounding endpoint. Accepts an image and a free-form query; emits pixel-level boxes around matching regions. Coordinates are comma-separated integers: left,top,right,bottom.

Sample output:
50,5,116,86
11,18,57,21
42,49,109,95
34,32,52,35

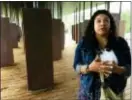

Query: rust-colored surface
72,25,75,41
52,19,62,61
23,8,53,90
60,21,65,50
1,17,14,67
72,20,89,43
9,23,19,48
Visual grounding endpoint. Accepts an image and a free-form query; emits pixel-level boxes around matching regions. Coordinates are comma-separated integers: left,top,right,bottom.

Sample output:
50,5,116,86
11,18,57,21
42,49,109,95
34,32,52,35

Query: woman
73,10,131,100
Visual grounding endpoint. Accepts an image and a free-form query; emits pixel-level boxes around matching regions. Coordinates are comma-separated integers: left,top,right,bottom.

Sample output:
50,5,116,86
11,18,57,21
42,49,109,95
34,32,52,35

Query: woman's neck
96,35,108,49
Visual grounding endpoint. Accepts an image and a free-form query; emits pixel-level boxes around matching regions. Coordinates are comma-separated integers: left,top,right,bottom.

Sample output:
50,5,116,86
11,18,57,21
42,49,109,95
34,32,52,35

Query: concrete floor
1,34,131,100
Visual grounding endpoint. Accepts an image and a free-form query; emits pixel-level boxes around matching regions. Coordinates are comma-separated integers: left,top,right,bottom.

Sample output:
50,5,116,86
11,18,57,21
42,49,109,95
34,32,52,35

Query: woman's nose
100,21,105,26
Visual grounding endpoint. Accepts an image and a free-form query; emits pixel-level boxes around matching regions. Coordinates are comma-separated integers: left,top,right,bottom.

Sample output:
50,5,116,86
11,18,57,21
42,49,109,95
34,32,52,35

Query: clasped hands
88,56,118,77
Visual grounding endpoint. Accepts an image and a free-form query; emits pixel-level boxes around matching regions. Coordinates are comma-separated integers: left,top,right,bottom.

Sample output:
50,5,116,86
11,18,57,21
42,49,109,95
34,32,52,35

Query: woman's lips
100,28,107,31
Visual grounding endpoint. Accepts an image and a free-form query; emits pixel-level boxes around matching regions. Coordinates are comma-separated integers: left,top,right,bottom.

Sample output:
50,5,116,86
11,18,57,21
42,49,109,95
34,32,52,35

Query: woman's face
94,14,110,37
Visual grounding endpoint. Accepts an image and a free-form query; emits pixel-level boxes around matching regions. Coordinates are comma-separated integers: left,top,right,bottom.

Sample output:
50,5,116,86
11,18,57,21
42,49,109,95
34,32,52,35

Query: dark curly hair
83,9,118,50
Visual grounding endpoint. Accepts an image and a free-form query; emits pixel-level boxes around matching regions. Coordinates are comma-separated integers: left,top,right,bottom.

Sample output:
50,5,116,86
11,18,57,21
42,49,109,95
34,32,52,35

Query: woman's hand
87,55,102,73
80,55,102,74
88,56,112,75
106,61,126,74
99,61,113,77
88,60,101,73
87,56,125,76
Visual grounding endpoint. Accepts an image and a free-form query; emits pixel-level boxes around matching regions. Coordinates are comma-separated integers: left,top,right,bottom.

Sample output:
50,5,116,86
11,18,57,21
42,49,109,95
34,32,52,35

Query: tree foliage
121,11,130,34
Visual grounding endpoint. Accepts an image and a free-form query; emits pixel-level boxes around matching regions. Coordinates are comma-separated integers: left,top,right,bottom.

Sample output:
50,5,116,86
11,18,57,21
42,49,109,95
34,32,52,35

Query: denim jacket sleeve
73,39,88,74
118,37,131,78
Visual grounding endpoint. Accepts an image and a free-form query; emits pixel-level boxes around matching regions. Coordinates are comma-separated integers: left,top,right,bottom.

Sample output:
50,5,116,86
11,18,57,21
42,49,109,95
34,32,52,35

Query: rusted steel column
23,8,53,90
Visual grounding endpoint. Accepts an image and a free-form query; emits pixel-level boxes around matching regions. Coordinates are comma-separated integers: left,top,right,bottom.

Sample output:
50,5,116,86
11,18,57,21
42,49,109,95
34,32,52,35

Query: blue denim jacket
73,37,131,94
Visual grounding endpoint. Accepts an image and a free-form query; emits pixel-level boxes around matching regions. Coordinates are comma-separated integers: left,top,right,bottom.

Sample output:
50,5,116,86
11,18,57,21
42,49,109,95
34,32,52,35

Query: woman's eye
105,19,109,22
96,19,109,24
97,20,101,23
